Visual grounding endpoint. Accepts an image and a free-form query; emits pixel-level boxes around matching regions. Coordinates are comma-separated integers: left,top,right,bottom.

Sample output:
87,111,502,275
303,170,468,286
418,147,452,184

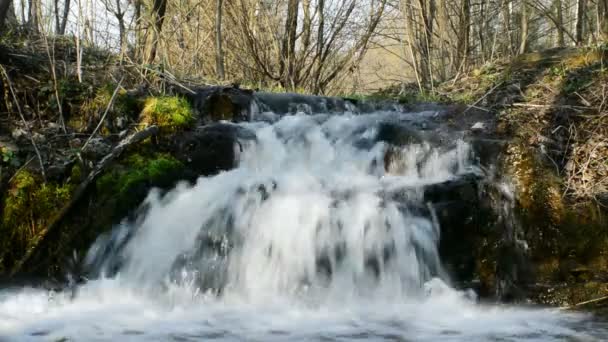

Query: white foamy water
1,113,607,341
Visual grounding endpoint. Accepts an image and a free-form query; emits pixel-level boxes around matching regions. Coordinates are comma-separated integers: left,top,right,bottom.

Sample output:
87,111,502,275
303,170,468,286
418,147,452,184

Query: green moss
0,170,74,271
95,153,184,219
140,96,194,131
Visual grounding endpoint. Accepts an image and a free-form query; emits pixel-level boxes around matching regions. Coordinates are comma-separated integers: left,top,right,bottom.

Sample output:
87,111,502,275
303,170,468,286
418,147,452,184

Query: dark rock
187,86,255,122
81,138,112,159
254,92,349,114
423,174,482,203
375,122,424,146
172,123,256,176
468,138,507,166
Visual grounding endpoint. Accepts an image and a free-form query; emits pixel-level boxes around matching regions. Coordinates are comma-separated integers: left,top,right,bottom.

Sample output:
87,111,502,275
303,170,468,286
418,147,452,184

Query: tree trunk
519,2,529,54
27,0,40,33
54,0,70,34
0,0,11,32
145,0,168,65
416,0,435,88
216,0,225,80
312,0,325,93
502,0,514,55
555,0,565,46
455,0,471,70
281,0,299,89
575,0,587,45
60,0,70,34
600,0,608,41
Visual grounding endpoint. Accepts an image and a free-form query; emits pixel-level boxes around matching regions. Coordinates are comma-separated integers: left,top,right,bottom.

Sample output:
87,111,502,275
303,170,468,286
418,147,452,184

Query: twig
81,78,125,152
7,156,36,184
42,34,67,134
0,65,47,182
464,82,503,113
574,92,591,107
511,103,588,111
9,126,160,277
562,295,608,309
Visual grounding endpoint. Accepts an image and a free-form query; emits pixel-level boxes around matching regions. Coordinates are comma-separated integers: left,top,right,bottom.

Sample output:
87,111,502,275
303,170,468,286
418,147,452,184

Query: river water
1,112,607,341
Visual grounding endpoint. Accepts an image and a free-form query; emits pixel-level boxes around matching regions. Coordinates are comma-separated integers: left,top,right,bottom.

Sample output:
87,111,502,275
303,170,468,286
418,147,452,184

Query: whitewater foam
1,112,607,341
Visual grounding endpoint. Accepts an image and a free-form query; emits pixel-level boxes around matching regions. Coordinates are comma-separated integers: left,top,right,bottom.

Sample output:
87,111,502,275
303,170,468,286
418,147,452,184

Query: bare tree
54,0,71,35
600,0,608,41
519,1,529,54
554,0,565,46
575,0,587,45
101,0,129,54
0,0,12,31
216,0,225,80
145,0,168,64
27,0,41,33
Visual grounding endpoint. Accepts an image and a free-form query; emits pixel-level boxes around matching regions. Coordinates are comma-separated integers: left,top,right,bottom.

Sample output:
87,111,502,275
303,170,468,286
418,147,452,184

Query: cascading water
1,111,607,341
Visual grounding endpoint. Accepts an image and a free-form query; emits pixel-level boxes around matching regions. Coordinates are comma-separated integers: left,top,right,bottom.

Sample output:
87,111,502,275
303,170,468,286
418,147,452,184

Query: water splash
1,112,607,341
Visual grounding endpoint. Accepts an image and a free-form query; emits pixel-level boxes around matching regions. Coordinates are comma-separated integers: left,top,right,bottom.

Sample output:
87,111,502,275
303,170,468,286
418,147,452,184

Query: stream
1,106,607,341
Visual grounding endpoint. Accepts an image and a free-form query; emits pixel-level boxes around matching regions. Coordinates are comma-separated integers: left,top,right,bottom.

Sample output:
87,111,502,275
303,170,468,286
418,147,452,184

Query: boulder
187,86,255,122
172,123,256,176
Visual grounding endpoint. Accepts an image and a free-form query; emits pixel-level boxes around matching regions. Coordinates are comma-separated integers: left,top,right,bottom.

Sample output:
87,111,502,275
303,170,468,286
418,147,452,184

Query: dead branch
464,81,504,113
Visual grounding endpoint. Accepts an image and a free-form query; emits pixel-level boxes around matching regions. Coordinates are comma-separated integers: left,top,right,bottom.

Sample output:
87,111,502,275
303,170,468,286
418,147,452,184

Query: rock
32,132,46,144
375,122,424,146
114,116,127,130
187,86,255,122
422,174,481,203
11,128,27,141
468,138,507,166
81,138,112,159
254,92,349,114
69,138,82,149
471,121,486,132
172,123,256,176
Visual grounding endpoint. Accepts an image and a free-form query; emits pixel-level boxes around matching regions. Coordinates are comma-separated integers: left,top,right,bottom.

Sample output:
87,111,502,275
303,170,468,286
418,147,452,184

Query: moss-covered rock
140,96,194,132
95,152,185,220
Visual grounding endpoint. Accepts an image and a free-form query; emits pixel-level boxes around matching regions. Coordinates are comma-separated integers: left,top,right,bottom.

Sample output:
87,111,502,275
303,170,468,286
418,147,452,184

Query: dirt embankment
437,47,608,309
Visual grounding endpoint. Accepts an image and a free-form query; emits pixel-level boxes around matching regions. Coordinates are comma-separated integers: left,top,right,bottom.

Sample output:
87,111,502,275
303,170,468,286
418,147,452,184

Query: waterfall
1,110,605,341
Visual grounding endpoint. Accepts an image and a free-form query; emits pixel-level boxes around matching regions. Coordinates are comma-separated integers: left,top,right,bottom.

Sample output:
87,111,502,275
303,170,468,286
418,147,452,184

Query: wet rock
187,86,255,122
172,123,256,176
468,138,507,166
375,122,424,146
254,92,349,114
471,122,487,132
422,174,482,203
